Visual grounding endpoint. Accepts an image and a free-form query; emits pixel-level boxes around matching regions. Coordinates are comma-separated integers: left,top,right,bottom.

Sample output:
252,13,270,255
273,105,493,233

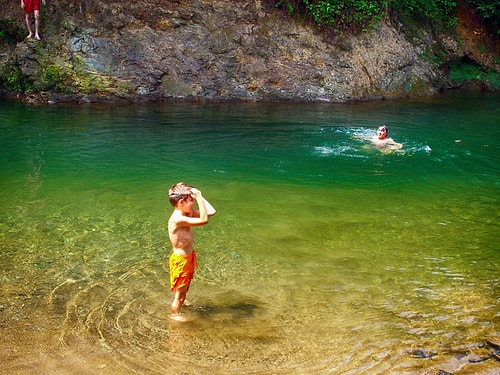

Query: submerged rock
410,348,438,359
422,369,453,375
485,336,500,349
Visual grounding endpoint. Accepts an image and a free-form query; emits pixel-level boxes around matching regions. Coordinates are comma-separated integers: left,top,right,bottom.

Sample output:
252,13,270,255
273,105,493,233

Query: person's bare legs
34,10,41,40
25,13,33,39
171,285,189,314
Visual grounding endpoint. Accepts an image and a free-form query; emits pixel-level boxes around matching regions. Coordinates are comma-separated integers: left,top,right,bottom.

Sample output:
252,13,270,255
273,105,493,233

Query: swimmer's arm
387,138,403,149
368,137,382,146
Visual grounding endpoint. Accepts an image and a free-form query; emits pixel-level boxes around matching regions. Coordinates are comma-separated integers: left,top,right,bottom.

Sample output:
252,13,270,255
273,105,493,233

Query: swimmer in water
370,125,403,150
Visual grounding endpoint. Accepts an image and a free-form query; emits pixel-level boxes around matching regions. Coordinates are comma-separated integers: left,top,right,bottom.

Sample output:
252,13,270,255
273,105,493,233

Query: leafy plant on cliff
276,0,389,31
450,57,500,88
275,0,301,15
274,0,458,31
35,64,72,93
0,63,33,92
304,0,388,30
391,0,457,29
466,0,500,37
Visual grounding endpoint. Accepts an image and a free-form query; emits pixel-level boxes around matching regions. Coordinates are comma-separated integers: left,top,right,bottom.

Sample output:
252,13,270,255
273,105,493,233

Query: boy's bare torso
168,211,194,256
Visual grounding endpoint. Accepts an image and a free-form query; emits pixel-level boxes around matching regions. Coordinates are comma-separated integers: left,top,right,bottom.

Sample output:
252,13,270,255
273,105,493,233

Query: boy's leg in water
171,285,189,314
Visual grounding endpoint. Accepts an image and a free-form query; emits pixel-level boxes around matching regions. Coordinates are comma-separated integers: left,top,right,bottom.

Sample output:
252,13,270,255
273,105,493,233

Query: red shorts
23,0,41,13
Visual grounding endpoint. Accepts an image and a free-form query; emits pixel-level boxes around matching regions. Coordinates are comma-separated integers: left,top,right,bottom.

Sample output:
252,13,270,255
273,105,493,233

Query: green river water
0,94,499,374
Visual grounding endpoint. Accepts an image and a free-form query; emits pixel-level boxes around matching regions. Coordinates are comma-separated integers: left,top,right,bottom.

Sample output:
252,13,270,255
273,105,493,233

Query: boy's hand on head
190,188,202,199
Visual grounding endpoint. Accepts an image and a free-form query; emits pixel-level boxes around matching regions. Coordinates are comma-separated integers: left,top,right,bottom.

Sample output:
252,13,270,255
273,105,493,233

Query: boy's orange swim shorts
169,251,198,291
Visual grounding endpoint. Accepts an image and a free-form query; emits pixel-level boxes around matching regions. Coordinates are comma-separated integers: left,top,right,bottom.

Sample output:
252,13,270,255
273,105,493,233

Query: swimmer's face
377,127,388,139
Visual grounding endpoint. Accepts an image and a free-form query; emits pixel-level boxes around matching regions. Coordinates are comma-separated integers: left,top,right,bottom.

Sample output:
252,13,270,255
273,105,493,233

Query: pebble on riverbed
422,368,453,375
410,348,438,359
485,336,500,349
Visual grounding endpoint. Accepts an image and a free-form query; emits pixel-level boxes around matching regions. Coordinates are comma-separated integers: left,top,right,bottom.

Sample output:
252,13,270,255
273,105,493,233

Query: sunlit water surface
1,94,499,374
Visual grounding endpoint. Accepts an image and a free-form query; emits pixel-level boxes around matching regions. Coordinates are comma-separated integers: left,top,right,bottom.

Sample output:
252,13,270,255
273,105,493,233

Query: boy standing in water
21,0,46,40
370,124,403,150
167,182,216,317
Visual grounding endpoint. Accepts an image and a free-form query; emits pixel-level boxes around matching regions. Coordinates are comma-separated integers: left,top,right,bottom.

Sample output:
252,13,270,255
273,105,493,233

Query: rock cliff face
0,0,498,103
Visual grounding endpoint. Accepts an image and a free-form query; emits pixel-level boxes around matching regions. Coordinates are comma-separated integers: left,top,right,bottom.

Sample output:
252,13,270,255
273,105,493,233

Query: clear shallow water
0,94,499,374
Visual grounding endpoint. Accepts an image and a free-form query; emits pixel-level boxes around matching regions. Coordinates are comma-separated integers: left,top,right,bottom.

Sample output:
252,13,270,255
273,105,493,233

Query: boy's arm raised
191,188,208,224
202,197,216,216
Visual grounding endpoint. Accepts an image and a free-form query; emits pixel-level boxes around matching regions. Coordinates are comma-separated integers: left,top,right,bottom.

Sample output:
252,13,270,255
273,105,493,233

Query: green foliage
390,0,457,28
450,57,500,88
276,0,301,15
35,64,71,92
274,0,459,32
466,0,500,37
450,59,482,81
486,70,500,88
467,0,500,19
303,0,388,29
0,64,33,92
275,0,389,31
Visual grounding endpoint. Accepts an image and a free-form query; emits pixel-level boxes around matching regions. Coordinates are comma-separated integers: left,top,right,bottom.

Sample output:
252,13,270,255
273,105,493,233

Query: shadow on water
188,292,261,322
